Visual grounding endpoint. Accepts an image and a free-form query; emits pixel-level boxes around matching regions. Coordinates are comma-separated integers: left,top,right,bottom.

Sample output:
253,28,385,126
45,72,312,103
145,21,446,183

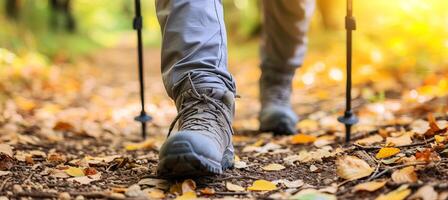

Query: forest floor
1,43,448,200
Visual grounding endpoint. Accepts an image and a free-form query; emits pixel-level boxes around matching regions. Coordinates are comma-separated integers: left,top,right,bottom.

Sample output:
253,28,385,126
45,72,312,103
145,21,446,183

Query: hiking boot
157,87,235,178
259,70,298,135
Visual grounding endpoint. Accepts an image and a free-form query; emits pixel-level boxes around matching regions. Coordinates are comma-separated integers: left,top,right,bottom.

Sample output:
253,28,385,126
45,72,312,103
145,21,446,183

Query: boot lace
167,75,234,138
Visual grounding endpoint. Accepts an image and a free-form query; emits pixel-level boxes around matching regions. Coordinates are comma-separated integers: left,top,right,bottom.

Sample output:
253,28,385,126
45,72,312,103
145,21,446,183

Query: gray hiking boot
259,70,298,135
157,87,235,178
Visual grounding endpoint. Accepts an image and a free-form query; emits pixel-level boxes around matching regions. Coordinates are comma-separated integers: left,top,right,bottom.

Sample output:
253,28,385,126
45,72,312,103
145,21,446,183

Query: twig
0,177,12,192
369,162,427,180
221,175,259,181
354,138,435,150
215,191,249,195
367,162,382,181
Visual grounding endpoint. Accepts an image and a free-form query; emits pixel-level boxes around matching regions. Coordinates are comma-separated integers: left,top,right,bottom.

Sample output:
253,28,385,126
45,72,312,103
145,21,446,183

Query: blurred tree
5,0,20,20
49,0,76,32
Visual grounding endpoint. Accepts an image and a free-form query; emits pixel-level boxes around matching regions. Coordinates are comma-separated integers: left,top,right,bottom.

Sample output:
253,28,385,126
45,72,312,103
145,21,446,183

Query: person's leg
259,0,315,134
155,0,236,177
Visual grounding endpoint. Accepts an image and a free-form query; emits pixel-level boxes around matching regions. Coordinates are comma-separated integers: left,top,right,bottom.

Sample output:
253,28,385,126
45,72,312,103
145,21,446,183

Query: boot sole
260,118,296,135
157,141,233,178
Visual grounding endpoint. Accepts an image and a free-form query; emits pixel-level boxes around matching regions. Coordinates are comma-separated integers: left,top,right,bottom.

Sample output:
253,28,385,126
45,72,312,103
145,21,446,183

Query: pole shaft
135,0,145,114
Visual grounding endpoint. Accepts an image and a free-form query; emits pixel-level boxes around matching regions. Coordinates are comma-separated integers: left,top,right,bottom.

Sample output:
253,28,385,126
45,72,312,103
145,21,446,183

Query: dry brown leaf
408,185,438,200
53,121,75,132
226,182,245,192
290,134,317,144
376,147,400,159
336,155,374,180
355,134,384,146
0,154,14,171
313,135,336,147
47,152,66,164
0,144,13,157
262,163,286,171
386,134,412,146
0,171,11,177
375,185,411,200
391,166,418,183
199,187,215,195
247,180,277,191
181,179,196,193
353,181,387,192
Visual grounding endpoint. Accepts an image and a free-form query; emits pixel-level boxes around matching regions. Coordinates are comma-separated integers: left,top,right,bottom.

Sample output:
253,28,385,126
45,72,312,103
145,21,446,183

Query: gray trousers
156,0,315,101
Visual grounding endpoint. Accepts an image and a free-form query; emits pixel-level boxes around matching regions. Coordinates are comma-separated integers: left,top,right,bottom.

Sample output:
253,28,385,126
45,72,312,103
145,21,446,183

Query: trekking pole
338,0,358,143
133,0,152,139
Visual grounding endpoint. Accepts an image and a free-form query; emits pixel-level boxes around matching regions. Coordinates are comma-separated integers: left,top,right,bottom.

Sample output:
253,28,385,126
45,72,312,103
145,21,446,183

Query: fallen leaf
274,179,304,188
355,134,384,146
65,167,85,177
310,165,319,172
391,166,418,183
247,180,277,191
386,134,412,146
297,119,319,132
181,179,196,193
146,188,165,199
336,155,374,180
415,148,440,163
353,181,387,192
290,134,317,144
47,152,66,164
49,168,70,178
262,163,285,171
199,187,215,195
125,139,156,151
375,185,411,200
138,178,168,190
83,167,98,176
0,144,13,157
408,185,438,200
0,155,14,171
435,135,446,144
376,147,400,159
14,96,36,111
314,135,336,147
53,121,75,132
291,189,337,200
175,191,197,200
226,182,245,192
68,176,95,184
0,171,11,177
425,114,447,137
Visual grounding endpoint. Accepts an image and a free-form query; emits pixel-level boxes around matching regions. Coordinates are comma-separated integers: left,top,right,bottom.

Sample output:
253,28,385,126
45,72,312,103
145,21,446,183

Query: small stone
58,192,71,200
12,184,23,193
75,195,84,200
323,178,333,185
125,184,145,197
110,193,126,199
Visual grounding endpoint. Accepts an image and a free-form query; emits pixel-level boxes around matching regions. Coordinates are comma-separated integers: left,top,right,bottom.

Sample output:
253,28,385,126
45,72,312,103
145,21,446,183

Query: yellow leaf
391,166,418,183
375,185,411,200
290,134,317,144
353,181,387,192
65,167,85,177
125,139,155,151
14,96,36,111
262,163,286,171
175,191,197,200
147,188,166,199
336,156,374,180
226,182,245,192
247,180,277,191
435,135,446,143
376,147,400,159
